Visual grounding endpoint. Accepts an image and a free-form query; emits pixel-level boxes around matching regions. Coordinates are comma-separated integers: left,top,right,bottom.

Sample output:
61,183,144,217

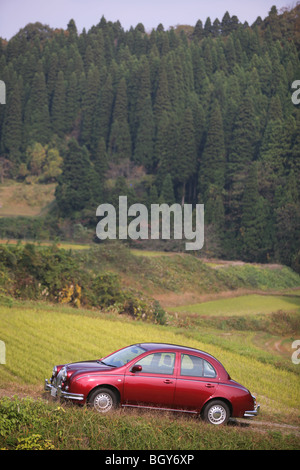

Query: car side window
135,352,175,375
180,354,216,378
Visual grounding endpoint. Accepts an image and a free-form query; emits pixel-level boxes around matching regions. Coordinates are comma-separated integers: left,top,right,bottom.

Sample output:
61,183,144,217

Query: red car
44,343,260,425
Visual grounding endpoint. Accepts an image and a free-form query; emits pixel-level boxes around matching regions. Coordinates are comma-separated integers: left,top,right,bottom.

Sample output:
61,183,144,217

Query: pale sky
0,0,295,40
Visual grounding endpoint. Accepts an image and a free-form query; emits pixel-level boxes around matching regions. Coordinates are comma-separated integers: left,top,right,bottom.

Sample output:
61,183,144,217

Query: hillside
0,242,299,449
1,240,300,315
0,180,55,217
0,5,299,270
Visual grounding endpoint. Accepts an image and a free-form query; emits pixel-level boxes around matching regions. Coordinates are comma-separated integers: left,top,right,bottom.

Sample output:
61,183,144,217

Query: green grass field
0,299,299,450
0,181,55,217
167,294,300,316
0,302,299,421
1,394,298,450
0,239,91,250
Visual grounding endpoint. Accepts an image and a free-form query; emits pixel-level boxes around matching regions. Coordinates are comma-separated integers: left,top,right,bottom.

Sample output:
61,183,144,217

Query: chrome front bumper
243,404,260,418
44,379,84,401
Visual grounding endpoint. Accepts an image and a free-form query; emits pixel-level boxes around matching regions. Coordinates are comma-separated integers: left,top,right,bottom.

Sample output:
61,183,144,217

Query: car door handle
163,379,173,384
205,384,215,388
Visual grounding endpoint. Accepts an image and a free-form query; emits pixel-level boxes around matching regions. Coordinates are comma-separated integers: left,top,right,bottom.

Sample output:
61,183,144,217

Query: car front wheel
202,400,230,425
88,388,118,413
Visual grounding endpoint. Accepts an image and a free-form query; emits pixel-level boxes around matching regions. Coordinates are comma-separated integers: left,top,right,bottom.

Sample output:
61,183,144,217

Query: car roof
138,343,217,361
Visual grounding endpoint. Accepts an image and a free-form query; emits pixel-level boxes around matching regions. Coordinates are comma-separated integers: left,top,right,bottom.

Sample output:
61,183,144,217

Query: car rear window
180,354,216,378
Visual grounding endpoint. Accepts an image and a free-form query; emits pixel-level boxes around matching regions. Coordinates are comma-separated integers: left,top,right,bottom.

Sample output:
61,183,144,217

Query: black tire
88,387,118,413
202,400,230,425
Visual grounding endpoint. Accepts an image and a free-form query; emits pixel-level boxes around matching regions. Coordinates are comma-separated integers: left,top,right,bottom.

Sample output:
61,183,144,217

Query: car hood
65,360,116,374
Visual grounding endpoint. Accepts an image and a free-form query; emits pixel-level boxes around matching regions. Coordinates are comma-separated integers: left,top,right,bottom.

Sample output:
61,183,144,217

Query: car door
123,352,176,408
173,353,218,412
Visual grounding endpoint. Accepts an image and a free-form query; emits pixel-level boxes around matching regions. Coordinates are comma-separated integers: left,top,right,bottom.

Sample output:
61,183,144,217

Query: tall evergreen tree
108,77,131,161
199,100,226,200
193,20,204,40
133,93,154,169
155,111,179,187
51,70,66,136
259,116,291,208
291,114,300,197
65,71,80,131
93,137,108,179
275,203,300,267
175,107,197,205
46,52,59,101
226,90,260,240
55,139,94,216
147,183,159,210
24,70,51,145
227,90,259,180
221,11,232,36
153,58,171,124
240,163,273,261
93,73,114,148
2,79,23,164
159,173,176,205
81,65,100,147
205,185,225,229
91,137,107,202
67,18,78,41
130,56,152,147
204,18,213,37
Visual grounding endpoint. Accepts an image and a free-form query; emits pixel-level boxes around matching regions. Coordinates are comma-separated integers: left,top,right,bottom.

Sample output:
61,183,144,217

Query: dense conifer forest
0,5,299,269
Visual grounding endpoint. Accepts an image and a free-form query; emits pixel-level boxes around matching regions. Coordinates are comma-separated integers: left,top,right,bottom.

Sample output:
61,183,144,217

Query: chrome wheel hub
208,405,227,424
94,392,113,412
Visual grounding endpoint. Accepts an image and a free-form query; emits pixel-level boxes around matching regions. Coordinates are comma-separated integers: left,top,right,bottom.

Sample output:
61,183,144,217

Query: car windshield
100,345,146,368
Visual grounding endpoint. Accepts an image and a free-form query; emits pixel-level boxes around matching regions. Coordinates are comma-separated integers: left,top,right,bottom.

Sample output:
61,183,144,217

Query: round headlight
61,366,67,381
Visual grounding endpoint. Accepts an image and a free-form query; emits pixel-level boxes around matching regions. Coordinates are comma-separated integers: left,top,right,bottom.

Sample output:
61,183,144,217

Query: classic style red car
44,343,260,425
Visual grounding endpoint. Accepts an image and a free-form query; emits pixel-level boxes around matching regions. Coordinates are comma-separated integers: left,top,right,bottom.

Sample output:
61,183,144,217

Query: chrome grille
52,367,65,387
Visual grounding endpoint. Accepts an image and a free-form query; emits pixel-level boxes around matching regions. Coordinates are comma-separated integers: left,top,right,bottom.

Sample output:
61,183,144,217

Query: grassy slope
0,301,299,450
77,244,300,297
0,302,299,420
1,395,299,450
0,181,55,217
167,294,300,316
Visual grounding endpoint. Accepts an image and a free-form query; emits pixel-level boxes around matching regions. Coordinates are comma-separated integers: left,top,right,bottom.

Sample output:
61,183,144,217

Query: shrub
88,273,125,308
0,397,33,437
0,243,166,324
16,434,55,450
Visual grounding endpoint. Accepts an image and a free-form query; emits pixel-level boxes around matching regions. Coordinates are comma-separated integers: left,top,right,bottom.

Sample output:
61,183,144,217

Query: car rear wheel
88,388,118,413
202,400,230,425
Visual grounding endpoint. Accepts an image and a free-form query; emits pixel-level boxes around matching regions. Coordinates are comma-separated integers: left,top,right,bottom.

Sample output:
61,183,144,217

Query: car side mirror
131,365,142,373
